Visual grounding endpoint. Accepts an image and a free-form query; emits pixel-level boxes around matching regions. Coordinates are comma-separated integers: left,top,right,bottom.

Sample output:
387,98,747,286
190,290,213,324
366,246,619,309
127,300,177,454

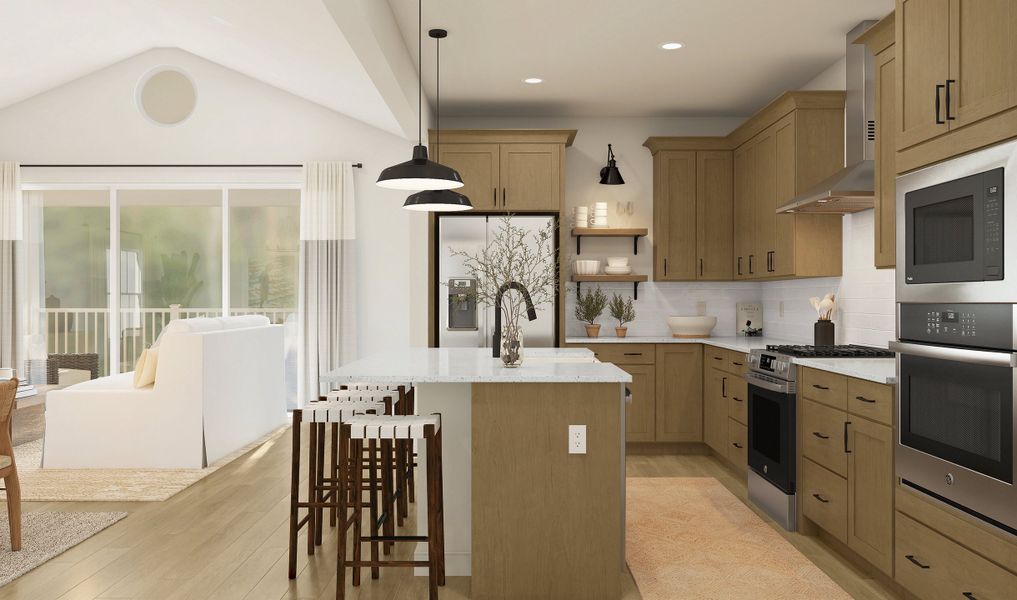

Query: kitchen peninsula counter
323,347,629,600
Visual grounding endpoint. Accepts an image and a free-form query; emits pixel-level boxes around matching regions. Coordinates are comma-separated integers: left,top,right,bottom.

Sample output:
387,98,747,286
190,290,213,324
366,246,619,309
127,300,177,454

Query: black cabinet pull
732,442,743,449
492,188,497,207
945,79,956,121
854,395,876,404
733,397,743,403
737,257,742,276
664,258,668,276
905,554,930,569
749,254,754,274
721,376,727,398
962,593,979,600
623,352,642,356
502,187,506,207
812,431,830,440
844,421,852,454
713,356,723,361
699,258,704,276
732,361,743,366
812,384,829,390
935,84,945,124
812,493,829,504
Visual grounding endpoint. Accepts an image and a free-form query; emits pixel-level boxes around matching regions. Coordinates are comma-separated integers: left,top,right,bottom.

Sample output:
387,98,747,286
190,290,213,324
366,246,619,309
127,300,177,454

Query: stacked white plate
604,256,630,275
590,202,609,228
604,266,632,275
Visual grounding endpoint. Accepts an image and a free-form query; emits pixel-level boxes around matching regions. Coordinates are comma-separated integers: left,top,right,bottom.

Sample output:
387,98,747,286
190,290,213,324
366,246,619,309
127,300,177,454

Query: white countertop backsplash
565,335,896,384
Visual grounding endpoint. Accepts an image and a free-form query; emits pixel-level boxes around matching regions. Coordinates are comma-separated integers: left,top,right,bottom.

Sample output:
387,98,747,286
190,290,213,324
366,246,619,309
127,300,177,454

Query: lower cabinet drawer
895,512,1017,600
727,350,748,375
585,343,656,365
801,398,847,477
727,376,748,425
802,458,847,543
726,418,747,472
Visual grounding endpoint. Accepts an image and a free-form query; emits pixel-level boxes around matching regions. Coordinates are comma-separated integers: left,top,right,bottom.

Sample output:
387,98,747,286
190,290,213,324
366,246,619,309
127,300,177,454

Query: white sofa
43,315,286,469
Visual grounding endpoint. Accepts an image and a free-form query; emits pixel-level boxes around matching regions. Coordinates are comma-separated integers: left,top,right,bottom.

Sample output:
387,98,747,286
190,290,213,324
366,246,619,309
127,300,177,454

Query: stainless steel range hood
778,21,877,214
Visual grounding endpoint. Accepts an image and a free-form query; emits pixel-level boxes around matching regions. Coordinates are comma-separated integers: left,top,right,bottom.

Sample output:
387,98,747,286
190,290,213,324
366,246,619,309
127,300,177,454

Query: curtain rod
21,163,364,168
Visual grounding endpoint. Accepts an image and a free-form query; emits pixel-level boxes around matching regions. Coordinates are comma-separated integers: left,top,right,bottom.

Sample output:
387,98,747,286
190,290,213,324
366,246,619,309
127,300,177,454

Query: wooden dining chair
0,378,21,551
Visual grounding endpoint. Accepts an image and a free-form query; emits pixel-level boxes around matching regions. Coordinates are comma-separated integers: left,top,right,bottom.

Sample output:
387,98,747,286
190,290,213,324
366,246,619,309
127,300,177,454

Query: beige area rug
626,477,852,600
0,511,127,586
2,426,288,502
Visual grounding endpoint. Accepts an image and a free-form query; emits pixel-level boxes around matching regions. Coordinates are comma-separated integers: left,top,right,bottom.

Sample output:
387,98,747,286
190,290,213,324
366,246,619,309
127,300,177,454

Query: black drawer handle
732,442,743,449
732,361,743,366
905,554,930,569
962,593,979,600
855,395,876,404
713,356,723,361
812,431,830,440
812,493,829,504
844,421,852,454
733,397,743,403
812,384,829,390
623,352,643,356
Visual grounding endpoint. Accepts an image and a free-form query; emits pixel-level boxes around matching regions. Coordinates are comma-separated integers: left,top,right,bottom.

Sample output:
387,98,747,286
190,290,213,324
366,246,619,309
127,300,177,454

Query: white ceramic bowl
603,266,632,275
606,257,629,267
573,260,601,275
666,316,718,338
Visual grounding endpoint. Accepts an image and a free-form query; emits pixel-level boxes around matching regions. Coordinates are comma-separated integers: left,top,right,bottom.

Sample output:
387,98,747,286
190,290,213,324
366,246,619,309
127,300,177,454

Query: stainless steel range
743,345,894,531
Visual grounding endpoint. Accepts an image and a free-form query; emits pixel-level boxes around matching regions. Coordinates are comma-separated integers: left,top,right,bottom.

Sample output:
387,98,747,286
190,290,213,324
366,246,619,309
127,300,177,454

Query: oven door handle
889,341,1017,367
742,374,793,394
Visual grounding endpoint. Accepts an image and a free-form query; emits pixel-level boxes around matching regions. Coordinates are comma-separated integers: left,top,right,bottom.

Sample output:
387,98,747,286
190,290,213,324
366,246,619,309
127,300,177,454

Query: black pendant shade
599,143,625,185
403,188,473,212
377,145,464,191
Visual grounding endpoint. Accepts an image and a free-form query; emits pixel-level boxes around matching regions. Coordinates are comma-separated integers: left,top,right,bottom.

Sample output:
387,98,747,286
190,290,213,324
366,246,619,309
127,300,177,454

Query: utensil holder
814,320,835,346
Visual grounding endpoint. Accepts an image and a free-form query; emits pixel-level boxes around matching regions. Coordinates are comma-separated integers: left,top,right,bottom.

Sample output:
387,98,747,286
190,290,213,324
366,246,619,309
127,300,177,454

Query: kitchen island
322,347,631,600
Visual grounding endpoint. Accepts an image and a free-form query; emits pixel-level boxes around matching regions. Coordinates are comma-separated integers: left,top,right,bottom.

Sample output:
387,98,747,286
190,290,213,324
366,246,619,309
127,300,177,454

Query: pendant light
599,144,625,185
404,28,473,211
377,0,464,191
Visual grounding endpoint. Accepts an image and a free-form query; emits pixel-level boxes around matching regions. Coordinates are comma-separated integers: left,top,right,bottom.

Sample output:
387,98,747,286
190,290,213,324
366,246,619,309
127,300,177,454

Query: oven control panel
899,303,1013,349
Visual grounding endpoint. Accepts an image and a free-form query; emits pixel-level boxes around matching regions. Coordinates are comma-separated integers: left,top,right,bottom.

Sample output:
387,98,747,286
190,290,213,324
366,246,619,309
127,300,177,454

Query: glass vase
501,324,524,367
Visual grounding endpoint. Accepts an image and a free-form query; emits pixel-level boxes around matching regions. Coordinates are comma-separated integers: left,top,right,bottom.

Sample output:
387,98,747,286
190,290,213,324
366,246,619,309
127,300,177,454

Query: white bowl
604,266,632,275
573,260,601,275
606,257,629,267
666,316,718,338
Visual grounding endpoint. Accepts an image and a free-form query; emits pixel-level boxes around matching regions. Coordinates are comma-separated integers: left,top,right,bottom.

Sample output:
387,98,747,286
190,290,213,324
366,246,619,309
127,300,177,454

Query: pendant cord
417,0,422,146
435,31,440,153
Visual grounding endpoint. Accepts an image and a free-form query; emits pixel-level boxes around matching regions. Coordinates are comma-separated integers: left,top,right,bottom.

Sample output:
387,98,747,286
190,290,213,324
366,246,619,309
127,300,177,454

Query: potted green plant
608,293,636,338
575,287,608,337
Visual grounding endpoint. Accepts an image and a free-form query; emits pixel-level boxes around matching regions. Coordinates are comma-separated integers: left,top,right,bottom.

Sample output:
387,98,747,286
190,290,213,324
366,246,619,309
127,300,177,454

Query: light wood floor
0,428,901,599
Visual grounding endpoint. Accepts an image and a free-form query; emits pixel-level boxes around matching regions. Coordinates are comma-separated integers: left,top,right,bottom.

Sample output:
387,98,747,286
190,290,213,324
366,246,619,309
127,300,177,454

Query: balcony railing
44,306,295,375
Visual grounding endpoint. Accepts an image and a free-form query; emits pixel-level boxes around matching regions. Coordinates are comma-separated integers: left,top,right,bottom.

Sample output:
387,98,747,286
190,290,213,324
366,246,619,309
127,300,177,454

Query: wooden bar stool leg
335,424,350,600
315,423,326,546
367,439,381,578
351,438,364,587
394,438,407,525
380,438,395,553
329,423,339,527
288,410,302,578
434,427,446,586
425,427,440,600
306,422,318,556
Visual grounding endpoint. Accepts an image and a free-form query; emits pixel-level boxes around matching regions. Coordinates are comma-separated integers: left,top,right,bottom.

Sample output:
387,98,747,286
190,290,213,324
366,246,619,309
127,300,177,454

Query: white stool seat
327,389,400,405
345,415,440,440
303,398,386,423
342,382,410,392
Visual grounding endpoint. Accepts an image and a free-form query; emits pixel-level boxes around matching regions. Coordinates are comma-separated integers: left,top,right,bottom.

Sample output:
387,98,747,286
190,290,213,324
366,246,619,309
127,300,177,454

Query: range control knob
945,473,955,486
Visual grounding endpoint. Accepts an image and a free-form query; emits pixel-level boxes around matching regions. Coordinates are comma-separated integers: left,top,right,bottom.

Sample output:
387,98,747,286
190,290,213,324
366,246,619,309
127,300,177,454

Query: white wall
0,48,430,356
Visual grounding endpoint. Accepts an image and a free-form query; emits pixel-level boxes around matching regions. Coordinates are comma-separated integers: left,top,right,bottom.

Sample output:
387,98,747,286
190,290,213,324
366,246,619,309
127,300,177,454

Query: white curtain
298,162,357,406
0,163,20,371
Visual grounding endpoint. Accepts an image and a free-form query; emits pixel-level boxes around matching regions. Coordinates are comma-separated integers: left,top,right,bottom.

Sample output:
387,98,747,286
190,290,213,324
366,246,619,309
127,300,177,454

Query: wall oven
897,138,1017,303
891,302,1017,535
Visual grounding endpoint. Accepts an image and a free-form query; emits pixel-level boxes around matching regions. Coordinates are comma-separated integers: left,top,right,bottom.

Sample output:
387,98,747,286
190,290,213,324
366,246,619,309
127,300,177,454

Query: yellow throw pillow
136,347,159,388
133,349,149,388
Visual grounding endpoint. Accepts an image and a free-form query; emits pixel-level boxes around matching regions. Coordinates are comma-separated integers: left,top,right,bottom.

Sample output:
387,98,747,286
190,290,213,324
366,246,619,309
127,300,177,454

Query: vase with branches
575,286,608,337
608,293,636,338
448,216,558,366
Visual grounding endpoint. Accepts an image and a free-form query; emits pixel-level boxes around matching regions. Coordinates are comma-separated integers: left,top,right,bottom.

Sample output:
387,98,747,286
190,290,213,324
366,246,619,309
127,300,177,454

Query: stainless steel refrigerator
436,214,558,348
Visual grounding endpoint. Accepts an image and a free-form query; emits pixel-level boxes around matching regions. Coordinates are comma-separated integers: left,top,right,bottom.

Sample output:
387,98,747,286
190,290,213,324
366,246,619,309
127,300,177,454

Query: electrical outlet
779,301,785,318
568,425,587,455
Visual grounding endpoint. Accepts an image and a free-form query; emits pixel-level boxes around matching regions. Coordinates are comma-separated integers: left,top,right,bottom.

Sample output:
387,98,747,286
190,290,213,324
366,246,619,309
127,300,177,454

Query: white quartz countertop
565,336,896,385
322,347,632,384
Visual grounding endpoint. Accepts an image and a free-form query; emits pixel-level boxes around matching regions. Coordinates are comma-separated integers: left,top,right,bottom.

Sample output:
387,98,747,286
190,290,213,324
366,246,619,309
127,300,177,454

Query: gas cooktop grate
764,344,894,358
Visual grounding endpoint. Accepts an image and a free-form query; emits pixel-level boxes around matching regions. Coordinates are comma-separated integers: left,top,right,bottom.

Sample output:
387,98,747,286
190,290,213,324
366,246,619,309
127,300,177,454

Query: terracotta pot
615,327,628,338
585,324,601,338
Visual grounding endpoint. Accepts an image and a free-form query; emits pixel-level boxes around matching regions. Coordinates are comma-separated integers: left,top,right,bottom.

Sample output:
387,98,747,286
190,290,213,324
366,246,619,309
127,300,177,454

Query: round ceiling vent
136,67,197,126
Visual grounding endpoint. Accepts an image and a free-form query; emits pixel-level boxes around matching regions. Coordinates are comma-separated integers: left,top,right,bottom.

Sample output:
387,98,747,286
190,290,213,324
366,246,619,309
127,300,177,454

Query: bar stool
336,413,445,600
288,394,392,579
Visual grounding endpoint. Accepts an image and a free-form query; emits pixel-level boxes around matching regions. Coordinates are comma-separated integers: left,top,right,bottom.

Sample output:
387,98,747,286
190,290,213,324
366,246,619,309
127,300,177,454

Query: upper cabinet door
751,127,776,279
437,143,500,209
499,143,561,211
875,46,897,268
896,0,951,150
771,114,796,278
656,151,697,280
695,151,733,280
732,143,754,280
947,0,1017,130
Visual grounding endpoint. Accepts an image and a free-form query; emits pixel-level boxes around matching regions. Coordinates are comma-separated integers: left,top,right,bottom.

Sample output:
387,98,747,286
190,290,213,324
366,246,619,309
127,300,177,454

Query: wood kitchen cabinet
703,346,748,474
655,344,703,442
895,1,1017,172
651,148,732,281
430,129,575,211
620,363,656,443
858,15,897,268
799,367,895,576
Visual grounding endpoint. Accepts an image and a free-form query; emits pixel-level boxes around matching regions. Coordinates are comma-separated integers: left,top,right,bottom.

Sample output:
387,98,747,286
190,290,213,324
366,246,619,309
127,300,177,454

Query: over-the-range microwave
897,139,1017,303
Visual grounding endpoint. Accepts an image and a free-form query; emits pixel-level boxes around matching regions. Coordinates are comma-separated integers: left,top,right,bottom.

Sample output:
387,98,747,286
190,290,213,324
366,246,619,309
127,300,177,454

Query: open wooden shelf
570,228,648,255
570,274,648,299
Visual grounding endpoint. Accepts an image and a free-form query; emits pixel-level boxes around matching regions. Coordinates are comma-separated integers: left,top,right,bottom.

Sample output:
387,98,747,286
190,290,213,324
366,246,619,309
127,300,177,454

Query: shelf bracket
633,236,639,255
633,281,640,299
576,235,582,255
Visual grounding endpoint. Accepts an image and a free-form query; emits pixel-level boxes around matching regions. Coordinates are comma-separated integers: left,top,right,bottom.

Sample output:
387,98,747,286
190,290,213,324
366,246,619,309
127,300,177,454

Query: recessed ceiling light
523,77,543,84
660,42,684,50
